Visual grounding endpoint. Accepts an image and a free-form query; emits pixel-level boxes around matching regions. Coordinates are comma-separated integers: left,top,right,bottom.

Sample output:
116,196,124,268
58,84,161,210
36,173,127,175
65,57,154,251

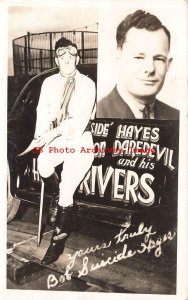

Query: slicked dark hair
55,37,77,52
116,10,171,49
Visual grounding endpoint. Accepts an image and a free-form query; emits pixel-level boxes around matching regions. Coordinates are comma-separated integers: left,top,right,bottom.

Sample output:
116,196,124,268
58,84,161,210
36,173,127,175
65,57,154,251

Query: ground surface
7,203,177,294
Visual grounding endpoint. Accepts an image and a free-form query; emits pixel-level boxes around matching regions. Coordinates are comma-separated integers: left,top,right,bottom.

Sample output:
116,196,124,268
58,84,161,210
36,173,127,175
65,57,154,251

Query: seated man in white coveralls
34,37,96,265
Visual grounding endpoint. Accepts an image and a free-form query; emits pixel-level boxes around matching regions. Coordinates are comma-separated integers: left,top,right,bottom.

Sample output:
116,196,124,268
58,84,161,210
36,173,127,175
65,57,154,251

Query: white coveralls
35,70,96,206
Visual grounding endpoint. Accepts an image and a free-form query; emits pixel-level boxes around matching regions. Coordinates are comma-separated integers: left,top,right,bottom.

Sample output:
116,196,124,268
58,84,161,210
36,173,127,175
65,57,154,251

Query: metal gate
13,31,98,75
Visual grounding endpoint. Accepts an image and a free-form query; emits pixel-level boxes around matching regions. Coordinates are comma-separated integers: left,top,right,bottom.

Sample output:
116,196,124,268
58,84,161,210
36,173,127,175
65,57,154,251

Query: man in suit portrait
97,10,179,120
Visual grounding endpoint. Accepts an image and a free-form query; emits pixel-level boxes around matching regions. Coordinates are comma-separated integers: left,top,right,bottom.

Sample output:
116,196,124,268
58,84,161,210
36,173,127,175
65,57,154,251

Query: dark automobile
8,63,178,233
7,64,97,223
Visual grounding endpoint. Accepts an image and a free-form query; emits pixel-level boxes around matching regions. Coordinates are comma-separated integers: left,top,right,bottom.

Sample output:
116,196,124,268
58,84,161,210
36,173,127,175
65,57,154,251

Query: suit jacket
97,86,179,120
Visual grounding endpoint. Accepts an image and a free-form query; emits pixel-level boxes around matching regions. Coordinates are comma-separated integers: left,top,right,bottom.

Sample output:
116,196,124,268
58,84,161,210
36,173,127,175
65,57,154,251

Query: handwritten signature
47,222,176,289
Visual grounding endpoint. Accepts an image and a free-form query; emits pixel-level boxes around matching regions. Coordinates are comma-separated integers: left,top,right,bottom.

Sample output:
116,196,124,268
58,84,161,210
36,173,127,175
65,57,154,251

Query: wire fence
13,31,98,75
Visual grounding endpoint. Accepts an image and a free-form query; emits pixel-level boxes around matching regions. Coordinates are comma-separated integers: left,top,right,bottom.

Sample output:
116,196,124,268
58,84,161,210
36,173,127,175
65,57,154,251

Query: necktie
55,77,76,126
142,104,150,119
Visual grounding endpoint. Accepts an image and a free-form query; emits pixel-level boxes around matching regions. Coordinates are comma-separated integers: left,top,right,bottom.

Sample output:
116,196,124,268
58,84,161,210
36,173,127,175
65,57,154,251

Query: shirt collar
58,69,79,80
116,85,156,119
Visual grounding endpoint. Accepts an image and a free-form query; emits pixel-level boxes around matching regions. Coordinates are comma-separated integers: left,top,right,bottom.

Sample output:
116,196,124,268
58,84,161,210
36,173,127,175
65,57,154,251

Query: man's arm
34,79,51,138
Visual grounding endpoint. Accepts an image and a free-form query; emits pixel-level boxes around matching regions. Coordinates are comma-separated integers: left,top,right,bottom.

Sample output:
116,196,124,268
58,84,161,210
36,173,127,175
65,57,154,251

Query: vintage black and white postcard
1,0,188,299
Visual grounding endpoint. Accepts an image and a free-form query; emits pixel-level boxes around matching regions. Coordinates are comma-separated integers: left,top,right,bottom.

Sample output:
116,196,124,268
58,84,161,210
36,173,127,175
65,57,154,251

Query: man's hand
35,130,57,148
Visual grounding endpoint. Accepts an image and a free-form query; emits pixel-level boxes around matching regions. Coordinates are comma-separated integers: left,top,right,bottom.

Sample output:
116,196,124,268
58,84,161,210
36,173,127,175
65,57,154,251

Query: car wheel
7,163,21,223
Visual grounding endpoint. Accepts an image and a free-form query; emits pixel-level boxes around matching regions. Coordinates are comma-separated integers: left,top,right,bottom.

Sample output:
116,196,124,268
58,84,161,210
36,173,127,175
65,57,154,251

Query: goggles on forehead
56,45,78,57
